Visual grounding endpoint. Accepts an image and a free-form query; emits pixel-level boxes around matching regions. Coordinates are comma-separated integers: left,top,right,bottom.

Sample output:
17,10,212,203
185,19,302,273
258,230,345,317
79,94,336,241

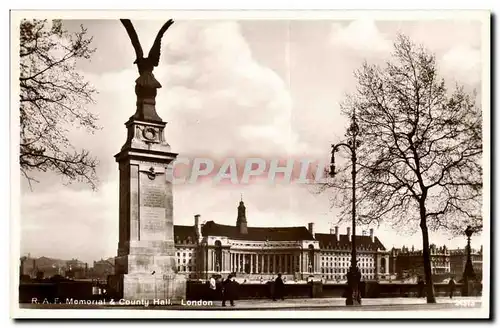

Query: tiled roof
173,222,385,249
174,225,197,241
314,233,386,251
199,221,314,241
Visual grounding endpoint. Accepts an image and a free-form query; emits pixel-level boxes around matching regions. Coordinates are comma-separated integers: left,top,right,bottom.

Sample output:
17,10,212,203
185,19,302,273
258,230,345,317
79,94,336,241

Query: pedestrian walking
222,274,236,307
273,273,285,301
448,277,456,299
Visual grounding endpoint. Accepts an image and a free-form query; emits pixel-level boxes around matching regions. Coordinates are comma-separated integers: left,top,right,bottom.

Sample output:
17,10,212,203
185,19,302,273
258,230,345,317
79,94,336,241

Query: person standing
273,273,285,301
208,275,217,300
417,276,425,298
448,277,456,299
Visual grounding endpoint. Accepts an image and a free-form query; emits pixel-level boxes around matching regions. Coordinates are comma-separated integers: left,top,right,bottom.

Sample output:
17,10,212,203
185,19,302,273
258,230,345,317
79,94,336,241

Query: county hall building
173,199,390,282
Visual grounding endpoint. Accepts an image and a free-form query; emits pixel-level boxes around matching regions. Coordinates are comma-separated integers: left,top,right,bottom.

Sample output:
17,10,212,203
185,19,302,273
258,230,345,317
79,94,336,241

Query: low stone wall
18,280,482,303
186,281,482,300
19,280,102,303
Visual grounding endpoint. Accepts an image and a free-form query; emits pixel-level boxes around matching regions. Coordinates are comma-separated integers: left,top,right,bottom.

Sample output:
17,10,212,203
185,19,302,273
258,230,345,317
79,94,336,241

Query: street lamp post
329,112,362,306
462,225,476,296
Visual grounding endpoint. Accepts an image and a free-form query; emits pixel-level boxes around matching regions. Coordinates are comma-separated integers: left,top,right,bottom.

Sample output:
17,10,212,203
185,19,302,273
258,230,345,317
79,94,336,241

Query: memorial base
108,273,186,302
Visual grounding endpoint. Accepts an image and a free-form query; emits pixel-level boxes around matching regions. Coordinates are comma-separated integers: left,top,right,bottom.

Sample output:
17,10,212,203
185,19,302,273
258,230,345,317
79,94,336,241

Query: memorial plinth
108,115,186,301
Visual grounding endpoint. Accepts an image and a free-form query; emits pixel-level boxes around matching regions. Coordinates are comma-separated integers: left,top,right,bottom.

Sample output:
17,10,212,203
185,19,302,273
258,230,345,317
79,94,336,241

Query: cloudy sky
19,16,486,264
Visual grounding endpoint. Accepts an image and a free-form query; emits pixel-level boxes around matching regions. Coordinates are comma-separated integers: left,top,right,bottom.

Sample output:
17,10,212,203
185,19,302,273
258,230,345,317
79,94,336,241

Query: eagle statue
120,19,174,90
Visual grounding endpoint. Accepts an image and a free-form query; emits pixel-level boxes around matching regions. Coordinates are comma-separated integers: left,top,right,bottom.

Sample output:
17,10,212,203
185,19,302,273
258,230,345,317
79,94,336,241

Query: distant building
172,199,388,282
65,258,88,279
449,246,483,280
390,244,451,280
19,256,66,278
92,258,115,279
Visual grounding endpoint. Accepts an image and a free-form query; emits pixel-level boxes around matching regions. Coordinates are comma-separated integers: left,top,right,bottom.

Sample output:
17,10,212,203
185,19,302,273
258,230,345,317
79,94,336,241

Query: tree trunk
420,207,436,303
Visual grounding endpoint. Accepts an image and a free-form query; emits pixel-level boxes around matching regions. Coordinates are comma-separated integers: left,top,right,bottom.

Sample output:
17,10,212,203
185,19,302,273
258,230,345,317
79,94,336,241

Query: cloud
157,21,304,157
439,45,481,87
330,20,392,55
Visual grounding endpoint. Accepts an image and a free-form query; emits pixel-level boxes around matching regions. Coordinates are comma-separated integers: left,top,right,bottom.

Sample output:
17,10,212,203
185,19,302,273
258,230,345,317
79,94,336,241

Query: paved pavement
20,296,483,311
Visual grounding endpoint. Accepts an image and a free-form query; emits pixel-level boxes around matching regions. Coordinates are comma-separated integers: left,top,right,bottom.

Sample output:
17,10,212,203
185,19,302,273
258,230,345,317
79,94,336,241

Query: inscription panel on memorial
140,207,167,240
140,177,166,208
139,173,168,241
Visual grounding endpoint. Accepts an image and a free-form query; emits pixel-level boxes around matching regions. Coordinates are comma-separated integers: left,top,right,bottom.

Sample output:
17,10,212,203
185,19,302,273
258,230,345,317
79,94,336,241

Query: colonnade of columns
227,253,301,274
202,248,319,275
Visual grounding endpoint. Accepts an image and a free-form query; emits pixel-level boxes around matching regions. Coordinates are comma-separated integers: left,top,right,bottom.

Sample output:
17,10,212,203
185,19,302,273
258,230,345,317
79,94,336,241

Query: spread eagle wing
148,19,175,67
120,19,144,61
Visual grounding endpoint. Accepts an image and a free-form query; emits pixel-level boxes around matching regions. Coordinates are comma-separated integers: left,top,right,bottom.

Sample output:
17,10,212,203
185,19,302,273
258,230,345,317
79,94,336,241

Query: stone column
250,254,253,274
284,254,288,273
376,253,381,278
385,255,389,274
222,251,225,272
207,248,212,272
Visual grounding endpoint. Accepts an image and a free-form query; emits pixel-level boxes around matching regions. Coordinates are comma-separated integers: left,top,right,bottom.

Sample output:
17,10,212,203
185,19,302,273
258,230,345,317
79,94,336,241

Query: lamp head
465,225,474,238
329,164,336,177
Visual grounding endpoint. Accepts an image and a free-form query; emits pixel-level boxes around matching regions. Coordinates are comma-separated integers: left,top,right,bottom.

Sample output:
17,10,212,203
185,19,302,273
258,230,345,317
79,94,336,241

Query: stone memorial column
111,105,187,301
108,23,188,299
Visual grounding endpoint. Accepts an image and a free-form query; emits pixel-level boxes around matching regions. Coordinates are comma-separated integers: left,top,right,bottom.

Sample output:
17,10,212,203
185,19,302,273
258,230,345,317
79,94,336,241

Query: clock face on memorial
143,127,157,141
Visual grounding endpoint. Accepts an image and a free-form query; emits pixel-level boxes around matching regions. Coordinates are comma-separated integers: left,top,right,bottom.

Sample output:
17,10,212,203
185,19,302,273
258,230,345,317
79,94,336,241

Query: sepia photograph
10,9,490,319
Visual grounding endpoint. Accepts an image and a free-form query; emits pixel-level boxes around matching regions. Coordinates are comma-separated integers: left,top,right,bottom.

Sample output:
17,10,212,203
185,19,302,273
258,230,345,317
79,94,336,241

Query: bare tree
322,34,482,303
19,19,100,190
